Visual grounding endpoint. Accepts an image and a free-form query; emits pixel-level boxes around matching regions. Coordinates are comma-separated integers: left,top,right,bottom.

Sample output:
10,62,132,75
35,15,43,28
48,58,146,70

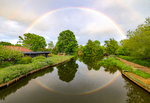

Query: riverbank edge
115,55,150,93
122,72,150,93
0,57,74,89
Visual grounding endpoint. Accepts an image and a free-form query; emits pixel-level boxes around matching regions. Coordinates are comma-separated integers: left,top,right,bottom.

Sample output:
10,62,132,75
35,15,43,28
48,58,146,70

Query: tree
82,39,103,56
104,38,118,55
115,39,130,55
0,41,13,46
55,30,78,54
15,43,22,47
18,33,47,51
48,41,54,49
82,39,93,56
124,17,150,59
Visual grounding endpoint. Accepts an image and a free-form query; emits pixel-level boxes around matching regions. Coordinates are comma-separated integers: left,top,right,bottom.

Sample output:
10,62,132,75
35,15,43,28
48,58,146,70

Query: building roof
5,46,33,52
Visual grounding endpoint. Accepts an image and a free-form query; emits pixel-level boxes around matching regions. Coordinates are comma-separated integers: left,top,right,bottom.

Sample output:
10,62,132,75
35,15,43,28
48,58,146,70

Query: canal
0,56,150,103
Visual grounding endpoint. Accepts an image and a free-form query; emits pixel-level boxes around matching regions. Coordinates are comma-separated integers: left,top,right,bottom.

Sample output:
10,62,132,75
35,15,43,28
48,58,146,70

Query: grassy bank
0,55,74,84
117,55,150,68
99,56,150,79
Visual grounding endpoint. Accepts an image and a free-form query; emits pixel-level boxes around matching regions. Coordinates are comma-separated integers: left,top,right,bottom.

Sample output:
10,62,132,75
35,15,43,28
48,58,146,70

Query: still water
0,56,150,103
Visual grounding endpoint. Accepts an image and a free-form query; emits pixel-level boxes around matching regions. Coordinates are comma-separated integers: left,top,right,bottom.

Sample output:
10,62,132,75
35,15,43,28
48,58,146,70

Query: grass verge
117,55,150,68
98,56,150,79
0,55,74,84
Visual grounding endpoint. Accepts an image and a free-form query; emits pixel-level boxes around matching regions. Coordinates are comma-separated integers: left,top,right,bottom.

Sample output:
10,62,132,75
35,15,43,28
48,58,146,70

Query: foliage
78,56,103,71
55,30,78,54
20,56,32,64
0,45,23,62
0,41,13,46
104,38,118,55
18,33,47,51
123,17,150,59
57,59,78,82
14,43,22,47
82,39,103,56
32,56,46,62
48,41,54,49
117,55,150,67
99,56,150,79
0,55,74,84
0,61,13,68
115,47,129,55
99,56,132,72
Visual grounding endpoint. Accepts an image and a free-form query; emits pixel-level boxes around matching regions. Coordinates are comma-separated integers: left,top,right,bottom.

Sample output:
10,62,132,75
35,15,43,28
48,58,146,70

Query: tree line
1,17,150,59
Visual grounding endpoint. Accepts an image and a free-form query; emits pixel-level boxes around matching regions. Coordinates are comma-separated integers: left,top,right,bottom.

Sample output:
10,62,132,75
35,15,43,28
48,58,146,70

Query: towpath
115,56,150,74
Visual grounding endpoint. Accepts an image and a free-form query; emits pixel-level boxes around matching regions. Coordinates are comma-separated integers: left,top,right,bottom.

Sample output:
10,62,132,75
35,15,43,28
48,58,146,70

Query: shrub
32,56,46,62
20,56,32,64
45,58,53,65
0,45,23,61
0,61,13,68
54,52,58,55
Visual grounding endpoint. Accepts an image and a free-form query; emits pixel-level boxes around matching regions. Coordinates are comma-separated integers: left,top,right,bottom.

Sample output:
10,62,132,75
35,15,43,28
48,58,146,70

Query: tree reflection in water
103,65,119,74
122,76,150,103
78,56,103,71
56,59,79,83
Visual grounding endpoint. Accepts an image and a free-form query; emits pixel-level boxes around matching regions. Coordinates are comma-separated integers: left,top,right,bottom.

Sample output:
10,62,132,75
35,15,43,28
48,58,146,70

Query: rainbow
24,7,125,94
24,7,127,38
34,71,121,95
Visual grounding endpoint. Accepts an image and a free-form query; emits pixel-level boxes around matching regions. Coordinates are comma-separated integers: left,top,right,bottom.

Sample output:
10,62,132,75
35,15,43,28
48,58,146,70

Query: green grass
0,55,74,84
99,56,150,79
48,55,74,64
117,55,150,67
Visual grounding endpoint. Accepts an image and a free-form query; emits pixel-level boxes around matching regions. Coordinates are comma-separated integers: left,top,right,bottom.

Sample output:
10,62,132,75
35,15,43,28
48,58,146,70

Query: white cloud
0,0,150,46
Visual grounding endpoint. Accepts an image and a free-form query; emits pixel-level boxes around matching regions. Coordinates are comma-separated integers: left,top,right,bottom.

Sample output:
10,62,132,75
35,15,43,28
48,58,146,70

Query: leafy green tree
0,41,13,46
82,39,93,56
18,33,47,51
115,39,130,55
82,39,103,56
14,43,22,47
104,38,118,55
124,17,150,59
55,30,78,54
48,41,54,49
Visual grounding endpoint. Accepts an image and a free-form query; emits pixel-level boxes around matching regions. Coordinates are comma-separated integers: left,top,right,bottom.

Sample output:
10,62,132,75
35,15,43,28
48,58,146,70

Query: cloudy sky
0,0,150,46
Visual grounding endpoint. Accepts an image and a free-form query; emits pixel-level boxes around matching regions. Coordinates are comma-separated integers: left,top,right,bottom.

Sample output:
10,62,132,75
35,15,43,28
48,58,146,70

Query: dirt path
116,56,150,74
115,56,150,92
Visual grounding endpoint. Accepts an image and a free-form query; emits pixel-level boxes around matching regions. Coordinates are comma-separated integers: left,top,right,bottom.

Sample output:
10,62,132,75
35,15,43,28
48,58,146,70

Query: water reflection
56,59,79,82
0,67,54,100
0,58,150,103
78,56,103,71
122,75,150,103
103,65,119,74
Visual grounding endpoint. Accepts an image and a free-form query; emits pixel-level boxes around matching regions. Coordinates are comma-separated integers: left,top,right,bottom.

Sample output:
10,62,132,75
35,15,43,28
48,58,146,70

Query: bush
32,56,46,62
0,56,72,84
0,45,23,61
0,61,13,68
54,52,58,55
20,56,32,64
45,58,54,65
